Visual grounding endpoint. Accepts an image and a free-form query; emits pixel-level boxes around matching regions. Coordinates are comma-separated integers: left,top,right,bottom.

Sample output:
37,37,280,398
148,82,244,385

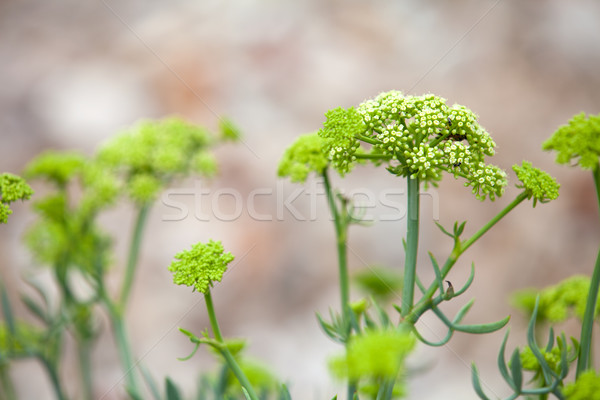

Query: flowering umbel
513,161,560,207
543,112,600,170
168,240,234,294
0,173,33,224
278,132,329,183
318,91,507,200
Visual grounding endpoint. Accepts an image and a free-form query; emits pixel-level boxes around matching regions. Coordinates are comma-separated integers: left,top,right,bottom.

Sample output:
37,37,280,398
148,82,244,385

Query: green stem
0,366,17,400
407,191,528,322
401,176,420,317
106,301,142,398
322,171,356,400
77,340,94,400
577,165,600,377
119,203,151,308
204,290,260,400
322,171,351,324
39,357,68,400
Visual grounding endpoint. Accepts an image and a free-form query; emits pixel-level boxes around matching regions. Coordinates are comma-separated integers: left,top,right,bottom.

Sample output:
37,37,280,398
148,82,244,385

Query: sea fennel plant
277,90,559,399
0,117,237,400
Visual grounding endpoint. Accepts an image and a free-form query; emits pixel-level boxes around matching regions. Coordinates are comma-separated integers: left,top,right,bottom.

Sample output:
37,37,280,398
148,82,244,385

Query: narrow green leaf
428,252,445,297
558,333,570,380
139,366,162,400
435,221,454,238
177,342,200,361
496,330,516,391
453,315,510,334
21,295,48,324
412,325,453,347
452,299,475,324
0,281,16,335
166,377,182,400
509,348,523,391
471,364,491,400
279,384,292,400
372,300,390,327
453,263,475,297
545,327,555,352
456,221,467,237
526,296,554,383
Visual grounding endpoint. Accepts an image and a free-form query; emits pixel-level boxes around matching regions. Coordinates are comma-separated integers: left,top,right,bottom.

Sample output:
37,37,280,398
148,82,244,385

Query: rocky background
1,0,600,399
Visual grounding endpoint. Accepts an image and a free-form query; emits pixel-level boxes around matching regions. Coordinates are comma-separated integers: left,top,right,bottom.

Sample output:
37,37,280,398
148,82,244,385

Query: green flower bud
513,161,560,207
564,371,600,400
168,240,235,294
543,112,600,170
329,328,415,381
278,132,329,183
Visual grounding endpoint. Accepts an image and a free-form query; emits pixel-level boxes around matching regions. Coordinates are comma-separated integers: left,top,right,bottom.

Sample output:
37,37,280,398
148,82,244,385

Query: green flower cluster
0,173,33,224
97,117,219,203
563,371,600,400
329,328,415,381
0,322,43,360
520,345,564,375
278,132,329,183
318,91,507,200
168,240,234,294
512,276,596,323
543,112,600,170
24,151,115,274
513,161,560,207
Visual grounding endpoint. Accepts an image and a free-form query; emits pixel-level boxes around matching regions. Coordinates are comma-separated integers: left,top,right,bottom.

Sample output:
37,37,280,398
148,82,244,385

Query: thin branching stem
204,290,260,400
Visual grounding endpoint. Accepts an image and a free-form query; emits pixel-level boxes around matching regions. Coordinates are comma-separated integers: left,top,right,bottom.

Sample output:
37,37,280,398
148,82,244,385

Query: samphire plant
2,91,598,400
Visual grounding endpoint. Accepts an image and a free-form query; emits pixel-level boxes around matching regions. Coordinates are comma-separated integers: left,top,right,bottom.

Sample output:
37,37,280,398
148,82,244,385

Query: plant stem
100,295,142,399
77,340,94,400
119,204,151,308
407,191,528,323
322,171,351,324
322,171,357,399
401,176,420,317
203,290,260,400
576,164,600,377
40,357,68,400
0,366,17,400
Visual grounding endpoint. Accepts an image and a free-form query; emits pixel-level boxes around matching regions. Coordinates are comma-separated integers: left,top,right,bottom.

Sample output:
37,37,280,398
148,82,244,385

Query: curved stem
119,203,151,308
203,290,260,400
577,165,600,377
401,176,420,317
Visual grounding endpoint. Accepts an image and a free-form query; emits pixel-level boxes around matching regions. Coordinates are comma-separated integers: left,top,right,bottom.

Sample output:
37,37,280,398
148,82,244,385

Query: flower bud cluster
318,91,507,200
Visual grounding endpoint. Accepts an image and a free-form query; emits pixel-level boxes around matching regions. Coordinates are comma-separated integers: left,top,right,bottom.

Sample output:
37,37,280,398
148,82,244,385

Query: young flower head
543,112,600,170
278,132,329,183
0,173,33,224
563,371,600,400
168,240,234,294
318,91,507,200
328,328,415,381
512,161,560,207
97,117,219,203
511,275,596,324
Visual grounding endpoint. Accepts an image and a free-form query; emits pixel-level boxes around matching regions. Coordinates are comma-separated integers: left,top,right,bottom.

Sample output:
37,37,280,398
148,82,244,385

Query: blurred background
1,0,600,398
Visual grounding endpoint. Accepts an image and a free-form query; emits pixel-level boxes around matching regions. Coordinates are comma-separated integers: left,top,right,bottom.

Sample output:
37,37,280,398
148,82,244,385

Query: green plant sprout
472,111,600,399
279,91,559,399
0,117,237,400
